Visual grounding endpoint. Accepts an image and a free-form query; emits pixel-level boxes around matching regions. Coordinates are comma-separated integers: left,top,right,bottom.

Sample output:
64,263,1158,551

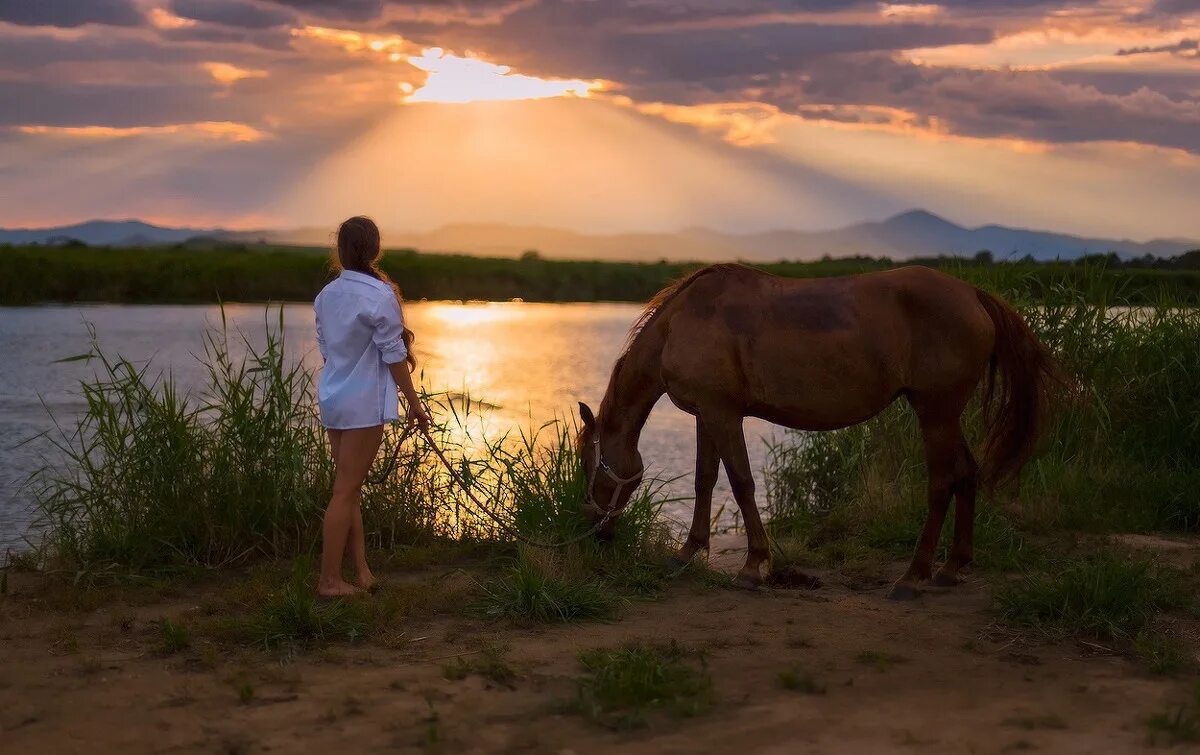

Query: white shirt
314,269,409,429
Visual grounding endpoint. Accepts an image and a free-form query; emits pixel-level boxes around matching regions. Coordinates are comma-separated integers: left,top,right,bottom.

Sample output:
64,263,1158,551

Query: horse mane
596,264,751,420
620,263,746,355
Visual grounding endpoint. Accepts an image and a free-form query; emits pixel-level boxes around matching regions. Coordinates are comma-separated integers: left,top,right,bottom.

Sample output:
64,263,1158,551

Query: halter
583,434,644,520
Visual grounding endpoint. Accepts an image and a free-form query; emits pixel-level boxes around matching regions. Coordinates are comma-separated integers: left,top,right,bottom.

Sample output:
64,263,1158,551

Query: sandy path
1,540,1192,754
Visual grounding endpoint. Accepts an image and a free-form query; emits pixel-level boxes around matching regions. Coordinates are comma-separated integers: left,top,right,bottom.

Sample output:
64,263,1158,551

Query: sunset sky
2,0,1199,239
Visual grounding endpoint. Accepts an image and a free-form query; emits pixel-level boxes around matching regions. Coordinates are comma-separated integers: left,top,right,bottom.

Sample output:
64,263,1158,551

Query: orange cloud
202,62,268,86
147,7,195,30
616,98,784,146
16,122,268,142
291,25,414,56
879,3,943,19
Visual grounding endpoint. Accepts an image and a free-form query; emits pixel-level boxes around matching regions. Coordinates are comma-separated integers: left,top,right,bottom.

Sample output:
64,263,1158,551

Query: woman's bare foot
355,569,376,592
317,578,362,598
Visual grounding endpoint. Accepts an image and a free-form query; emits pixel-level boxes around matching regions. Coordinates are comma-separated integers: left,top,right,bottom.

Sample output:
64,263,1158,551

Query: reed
30,307,674,583
765,280,1200,570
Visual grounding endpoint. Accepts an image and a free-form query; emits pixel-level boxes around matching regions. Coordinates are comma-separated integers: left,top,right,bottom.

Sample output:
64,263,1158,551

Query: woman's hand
388,361,430,433
407,401,431,433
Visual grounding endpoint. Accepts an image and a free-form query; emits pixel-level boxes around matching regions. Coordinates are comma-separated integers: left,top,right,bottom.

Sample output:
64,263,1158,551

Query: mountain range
2,211,1196,262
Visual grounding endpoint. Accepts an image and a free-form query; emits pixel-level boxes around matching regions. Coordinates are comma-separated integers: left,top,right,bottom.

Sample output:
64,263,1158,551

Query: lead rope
366,421,619,549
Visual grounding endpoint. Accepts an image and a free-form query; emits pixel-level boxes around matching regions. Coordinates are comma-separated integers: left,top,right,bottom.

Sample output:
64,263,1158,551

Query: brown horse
578,263,1058,599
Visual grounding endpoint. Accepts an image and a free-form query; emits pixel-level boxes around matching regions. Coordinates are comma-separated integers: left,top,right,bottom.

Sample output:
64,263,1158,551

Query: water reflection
0,302,776,551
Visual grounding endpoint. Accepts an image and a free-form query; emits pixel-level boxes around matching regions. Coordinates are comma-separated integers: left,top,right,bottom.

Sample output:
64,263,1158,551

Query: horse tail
974,288,1061,487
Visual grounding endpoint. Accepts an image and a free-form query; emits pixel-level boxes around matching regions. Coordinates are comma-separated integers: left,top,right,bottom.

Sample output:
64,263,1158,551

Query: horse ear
578,402,596,430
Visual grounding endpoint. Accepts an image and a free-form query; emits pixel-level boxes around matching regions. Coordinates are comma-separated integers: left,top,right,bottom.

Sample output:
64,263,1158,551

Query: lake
0,302,781,553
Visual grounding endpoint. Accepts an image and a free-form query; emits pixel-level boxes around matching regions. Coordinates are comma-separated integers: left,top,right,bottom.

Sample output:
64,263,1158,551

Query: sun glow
404,48,605,104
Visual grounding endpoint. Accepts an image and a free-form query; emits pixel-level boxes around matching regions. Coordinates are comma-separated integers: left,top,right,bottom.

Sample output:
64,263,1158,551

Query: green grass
1133,627,1192,676
573,641,714,729
158,618,191,654
29,307,675,579
765,281,1200,582
854,650,910,671
442,643,517,688
778,666,826,694
1147,683,1200,745
214,562,389,650
995,550,1186,641
473,555,618,624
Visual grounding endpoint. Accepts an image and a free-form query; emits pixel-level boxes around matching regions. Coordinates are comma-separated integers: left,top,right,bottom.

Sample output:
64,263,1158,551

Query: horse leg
672,417,719,567
888,408,961,601
703,411,768,589
932,436,978,587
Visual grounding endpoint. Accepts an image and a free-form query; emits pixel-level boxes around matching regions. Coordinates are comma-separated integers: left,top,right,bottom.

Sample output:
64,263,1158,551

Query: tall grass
765,280,1200,569
996,549,1186,640
31,308,673,582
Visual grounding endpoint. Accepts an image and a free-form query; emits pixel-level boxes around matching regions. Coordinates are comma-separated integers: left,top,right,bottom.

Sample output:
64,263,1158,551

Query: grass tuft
573,641,713,729
1133,626,1193,676
1147,684,1200,746
442,643,517,688
778,666,826,694
474,555,617,624
995,550,1186,641
158,618,191,654
214,562,390,650
854,650,909,671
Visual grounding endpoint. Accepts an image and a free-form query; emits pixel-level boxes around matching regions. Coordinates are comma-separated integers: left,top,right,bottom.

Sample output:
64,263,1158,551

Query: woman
314,216,430,597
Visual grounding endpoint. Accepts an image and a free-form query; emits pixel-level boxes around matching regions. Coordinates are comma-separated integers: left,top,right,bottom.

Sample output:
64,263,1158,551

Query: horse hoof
930,571,960,588
887,583,921,601
666,555,690,571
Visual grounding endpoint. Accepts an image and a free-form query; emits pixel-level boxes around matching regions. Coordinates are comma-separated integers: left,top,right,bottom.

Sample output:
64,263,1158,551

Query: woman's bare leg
329,428,374,588
349,499,373,590
319,425,383,597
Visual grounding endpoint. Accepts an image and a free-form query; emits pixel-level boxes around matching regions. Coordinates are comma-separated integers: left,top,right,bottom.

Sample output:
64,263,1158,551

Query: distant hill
0,220,220,247
3,211,1197,262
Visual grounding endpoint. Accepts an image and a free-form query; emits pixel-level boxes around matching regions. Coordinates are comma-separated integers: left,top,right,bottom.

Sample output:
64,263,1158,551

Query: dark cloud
0,27,286,71
1,0,1198,157
0,79,219,129
1116,38,1198,56
388,1,994,81
170,0,297,29
260,0,384,21
0,0,142,27
1152,0,1200,13
763,55,1200,152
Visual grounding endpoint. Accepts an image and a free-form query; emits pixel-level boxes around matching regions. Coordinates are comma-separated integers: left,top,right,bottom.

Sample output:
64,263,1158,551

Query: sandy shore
2,534,1197,754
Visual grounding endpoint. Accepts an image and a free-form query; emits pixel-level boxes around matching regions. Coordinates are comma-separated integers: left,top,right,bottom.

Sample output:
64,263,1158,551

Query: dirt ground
2,534,1198,755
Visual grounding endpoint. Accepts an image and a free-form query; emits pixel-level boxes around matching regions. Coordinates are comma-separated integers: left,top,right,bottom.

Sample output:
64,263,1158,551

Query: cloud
386,1,996,83
1116,38,1199,57
781,54,1200,152
260,0,385,21
13,122,268,142
0,0,142,27
1150,0,1200,15
203,61,270,85
169,0,297,29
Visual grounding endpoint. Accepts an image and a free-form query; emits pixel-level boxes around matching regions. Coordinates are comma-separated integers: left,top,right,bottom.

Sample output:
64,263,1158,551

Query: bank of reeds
30,309,669,589
765,281,1200,566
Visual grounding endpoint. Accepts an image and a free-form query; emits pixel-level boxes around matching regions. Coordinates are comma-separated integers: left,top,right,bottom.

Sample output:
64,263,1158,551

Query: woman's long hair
333,216,417,372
